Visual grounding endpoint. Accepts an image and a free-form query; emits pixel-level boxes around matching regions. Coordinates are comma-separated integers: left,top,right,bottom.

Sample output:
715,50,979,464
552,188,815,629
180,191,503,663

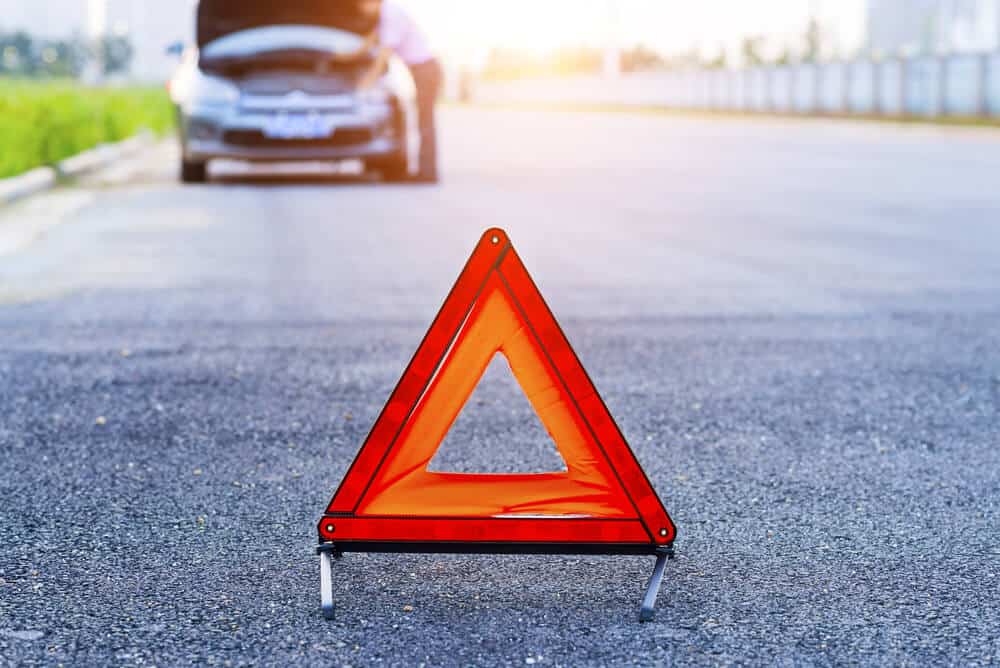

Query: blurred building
867,0,1000,54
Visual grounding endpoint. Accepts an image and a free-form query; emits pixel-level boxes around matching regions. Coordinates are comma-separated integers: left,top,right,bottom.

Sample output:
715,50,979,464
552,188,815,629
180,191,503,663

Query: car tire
180,160,208,184
368,105,410,182
364,152,409,182
377,155,410,183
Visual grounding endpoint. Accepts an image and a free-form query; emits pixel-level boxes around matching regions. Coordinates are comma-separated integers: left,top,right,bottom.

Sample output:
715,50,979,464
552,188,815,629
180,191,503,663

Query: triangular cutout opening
428,353,569,474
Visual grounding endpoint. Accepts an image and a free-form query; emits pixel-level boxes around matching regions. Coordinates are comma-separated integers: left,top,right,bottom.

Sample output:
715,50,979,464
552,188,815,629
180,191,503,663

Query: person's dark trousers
408,58,443,181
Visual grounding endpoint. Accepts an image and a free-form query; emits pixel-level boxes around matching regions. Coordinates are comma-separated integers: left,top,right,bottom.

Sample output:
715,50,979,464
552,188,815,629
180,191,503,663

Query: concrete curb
0,131,156,207
0,167,58,206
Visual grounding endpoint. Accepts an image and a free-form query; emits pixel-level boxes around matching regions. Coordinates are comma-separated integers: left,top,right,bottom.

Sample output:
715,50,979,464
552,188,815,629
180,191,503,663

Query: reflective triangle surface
319,228,676,548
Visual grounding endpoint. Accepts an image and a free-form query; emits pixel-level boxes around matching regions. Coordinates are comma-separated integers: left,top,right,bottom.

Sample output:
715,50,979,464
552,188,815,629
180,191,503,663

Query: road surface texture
1,109,999,666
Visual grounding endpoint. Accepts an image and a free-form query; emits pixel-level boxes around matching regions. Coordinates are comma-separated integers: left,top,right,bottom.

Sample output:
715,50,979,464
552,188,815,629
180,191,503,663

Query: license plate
263,114,336,140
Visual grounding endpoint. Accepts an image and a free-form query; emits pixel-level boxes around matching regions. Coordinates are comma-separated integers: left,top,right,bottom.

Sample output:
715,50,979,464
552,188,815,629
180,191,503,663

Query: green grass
0,80,175,179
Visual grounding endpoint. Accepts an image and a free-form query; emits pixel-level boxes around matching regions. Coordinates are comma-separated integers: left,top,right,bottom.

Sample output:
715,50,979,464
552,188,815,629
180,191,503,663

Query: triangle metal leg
320,550,335,620
639,546,674,622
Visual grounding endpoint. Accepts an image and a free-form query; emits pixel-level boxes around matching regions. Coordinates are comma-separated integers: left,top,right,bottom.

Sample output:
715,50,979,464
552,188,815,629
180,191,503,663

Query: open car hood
197,0,375,49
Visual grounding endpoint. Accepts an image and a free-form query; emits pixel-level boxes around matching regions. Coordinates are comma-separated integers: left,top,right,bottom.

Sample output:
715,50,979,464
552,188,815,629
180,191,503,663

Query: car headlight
189,73,240,107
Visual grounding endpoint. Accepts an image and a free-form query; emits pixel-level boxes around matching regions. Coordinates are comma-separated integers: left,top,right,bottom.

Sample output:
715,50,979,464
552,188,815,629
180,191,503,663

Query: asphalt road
1,108,999,666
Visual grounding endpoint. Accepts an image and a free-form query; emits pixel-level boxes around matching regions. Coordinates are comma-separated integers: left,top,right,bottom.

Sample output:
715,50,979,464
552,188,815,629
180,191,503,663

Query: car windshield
202,25,367,61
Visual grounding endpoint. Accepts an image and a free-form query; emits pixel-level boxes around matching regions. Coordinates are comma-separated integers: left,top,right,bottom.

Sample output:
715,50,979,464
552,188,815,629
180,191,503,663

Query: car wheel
368,105,411,182
180,160,208,184
364,153,409,182
377,155,410,182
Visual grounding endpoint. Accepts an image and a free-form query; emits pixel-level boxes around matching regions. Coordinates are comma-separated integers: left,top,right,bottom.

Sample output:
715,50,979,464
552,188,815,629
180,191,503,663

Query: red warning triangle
318,228,676,552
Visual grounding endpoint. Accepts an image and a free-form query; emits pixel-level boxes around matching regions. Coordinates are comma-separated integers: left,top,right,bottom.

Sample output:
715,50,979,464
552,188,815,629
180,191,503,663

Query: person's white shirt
378,1,434,66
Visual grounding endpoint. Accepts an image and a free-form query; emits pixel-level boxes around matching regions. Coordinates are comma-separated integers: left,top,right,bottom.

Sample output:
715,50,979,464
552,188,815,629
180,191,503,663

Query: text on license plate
263,114,337,140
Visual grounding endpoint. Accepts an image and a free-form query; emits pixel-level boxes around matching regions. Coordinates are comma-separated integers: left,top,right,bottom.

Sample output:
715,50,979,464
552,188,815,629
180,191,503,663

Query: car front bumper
181,103,403,163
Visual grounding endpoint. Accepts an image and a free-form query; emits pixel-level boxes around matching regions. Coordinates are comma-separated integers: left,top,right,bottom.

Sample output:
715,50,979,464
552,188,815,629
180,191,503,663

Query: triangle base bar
319,515,656,545
318,539,667,556
317,542,675,622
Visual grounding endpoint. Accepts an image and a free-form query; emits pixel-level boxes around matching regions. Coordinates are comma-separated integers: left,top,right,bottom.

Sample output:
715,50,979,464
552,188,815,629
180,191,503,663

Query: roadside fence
474,52,1000,118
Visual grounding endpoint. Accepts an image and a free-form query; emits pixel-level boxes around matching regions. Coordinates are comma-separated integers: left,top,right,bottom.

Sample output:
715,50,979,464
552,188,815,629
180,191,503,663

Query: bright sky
402,0,867,65
0,0,870,74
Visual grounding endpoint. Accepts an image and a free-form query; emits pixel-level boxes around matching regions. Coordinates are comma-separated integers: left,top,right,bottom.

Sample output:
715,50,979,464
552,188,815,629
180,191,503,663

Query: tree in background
741,36,766,66
703,49,727,70
0,31,86,77
771,16,829,66
45,38,89,77
1,31,37,74
550,47,603,76
481,47,539,80
621,45,666,73
96,35,134,76
482,43,682,80
482,46,605,80
0,30,132,78
803,17,823,63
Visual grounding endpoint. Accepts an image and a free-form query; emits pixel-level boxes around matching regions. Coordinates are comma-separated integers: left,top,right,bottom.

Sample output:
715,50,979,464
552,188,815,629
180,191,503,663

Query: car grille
223,127,374,148
239,74,357,96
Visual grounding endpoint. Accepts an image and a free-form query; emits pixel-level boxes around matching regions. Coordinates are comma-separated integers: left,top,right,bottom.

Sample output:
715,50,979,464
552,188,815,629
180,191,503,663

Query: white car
169,1,417,183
